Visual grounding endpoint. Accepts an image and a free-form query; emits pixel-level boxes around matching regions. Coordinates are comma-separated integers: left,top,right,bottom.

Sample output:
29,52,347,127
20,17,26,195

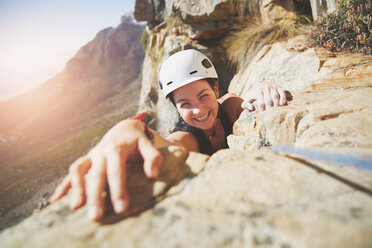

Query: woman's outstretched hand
49,119,163,221
241,82,287,111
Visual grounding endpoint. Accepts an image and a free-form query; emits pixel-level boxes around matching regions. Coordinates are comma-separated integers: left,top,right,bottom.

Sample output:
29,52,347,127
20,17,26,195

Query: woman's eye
181,103,190,108
200,94,209,100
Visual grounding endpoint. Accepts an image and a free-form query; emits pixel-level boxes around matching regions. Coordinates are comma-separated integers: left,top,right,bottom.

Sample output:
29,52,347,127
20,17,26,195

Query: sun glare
0,0,135,100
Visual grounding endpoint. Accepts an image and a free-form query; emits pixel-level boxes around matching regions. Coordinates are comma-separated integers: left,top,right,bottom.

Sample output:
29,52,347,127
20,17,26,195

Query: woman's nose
192,107,201,115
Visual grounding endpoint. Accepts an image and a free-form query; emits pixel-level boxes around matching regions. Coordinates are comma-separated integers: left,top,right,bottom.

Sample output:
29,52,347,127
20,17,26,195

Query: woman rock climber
49,49,287,220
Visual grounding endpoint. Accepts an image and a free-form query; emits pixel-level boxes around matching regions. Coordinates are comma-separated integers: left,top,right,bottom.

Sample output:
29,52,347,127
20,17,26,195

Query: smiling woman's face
172,79,219,130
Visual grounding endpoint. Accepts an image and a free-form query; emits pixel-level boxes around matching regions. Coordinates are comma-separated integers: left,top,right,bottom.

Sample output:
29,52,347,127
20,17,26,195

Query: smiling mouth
194,111,210,122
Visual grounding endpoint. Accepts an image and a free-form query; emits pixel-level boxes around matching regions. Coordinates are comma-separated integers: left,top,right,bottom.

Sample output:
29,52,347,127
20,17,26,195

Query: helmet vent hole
190,70,197,75
202,59,212,69
167,81,173,85
159,81,163,90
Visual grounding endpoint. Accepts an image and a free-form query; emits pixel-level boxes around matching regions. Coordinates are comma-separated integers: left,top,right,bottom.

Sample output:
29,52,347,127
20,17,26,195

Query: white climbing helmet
158,49,218,98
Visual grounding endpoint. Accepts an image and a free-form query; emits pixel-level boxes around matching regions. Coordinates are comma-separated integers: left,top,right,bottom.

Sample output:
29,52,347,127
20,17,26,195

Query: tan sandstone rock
1,148,371,248
260,0,296,24
165,0,232,23
228,35,372,97
228,87,372,152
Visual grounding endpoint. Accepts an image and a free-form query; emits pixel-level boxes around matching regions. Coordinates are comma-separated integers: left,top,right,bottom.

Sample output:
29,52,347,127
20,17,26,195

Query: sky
0,0,136,101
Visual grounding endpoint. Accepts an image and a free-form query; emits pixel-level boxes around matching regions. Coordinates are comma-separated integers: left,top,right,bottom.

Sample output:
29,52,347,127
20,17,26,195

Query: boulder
228,87,372,153
1,147,371,247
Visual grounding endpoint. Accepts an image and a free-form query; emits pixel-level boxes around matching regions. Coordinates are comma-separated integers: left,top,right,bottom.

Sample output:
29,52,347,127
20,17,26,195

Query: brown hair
168,78,218,106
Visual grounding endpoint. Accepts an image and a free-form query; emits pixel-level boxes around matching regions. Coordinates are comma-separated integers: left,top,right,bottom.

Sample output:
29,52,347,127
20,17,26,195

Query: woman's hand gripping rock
241,82,287,111
49,119,163,221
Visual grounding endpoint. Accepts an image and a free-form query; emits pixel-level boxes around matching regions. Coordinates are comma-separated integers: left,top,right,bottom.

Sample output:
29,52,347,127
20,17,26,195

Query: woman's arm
49,118,195,220
166,131,199,152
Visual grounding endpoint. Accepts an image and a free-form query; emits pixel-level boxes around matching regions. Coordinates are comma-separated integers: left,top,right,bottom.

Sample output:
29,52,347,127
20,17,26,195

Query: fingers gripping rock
126,146,189,209
109,146,207,221
47,146,209,223
106,145,209,220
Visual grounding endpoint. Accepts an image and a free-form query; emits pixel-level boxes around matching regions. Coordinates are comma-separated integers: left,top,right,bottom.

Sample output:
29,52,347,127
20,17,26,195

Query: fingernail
88,207,101,220
114,200,128,213
70,199,76,209
70,196,79,209
48,195,55,203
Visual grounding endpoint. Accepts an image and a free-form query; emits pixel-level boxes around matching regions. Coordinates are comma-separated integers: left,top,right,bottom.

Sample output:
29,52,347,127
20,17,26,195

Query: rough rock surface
134,0,165,28
1,147,371,247
310,0,338,19
228,35,372,97
165,0,232,23
136,0,356,134
228,87,372,153
260,0,296,24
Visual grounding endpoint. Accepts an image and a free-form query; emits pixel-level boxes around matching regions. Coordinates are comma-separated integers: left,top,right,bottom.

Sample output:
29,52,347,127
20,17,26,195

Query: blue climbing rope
270,145,372,171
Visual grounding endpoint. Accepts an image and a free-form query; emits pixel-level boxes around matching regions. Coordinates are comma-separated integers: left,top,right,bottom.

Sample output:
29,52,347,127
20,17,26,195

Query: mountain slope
0,17,145,231
0,20,144,147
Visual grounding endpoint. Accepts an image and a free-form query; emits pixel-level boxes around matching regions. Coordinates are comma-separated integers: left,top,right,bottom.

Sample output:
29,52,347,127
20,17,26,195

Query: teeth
195,112,209,121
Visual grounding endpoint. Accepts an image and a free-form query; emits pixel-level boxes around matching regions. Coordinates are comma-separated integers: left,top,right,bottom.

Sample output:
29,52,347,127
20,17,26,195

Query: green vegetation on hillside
309,0,371,54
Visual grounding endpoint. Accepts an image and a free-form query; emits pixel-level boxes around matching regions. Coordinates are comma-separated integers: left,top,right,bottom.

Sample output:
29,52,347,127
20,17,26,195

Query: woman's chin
192,116,215,130
188,122,212,130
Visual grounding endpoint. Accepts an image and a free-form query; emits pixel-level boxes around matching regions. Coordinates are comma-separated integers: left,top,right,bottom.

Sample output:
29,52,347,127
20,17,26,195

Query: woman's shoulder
218,92,244,123
166,131,199,152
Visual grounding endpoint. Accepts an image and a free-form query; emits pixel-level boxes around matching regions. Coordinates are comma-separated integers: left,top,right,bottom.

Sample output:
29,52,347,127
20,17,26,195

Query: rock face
166,0,232,20
260,0,296,23
1,147,371,247
229,87,372,153
310,0,338,19
134,0,322,133
228,35,372,97
134,0,165,28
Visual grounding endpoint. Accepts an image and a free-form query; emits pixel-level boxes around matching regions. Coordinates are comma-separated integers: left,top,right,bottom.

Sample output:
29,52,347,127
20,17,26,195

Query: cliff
1,0,371,247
